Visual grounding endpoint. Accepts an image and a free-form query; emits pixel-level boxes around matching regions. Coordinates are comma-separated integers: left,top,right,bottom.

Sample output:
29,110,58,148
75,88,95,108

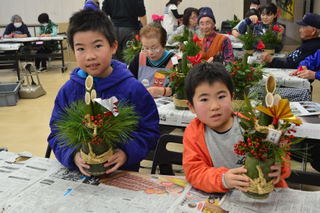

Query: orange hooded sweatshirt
183,118,291,193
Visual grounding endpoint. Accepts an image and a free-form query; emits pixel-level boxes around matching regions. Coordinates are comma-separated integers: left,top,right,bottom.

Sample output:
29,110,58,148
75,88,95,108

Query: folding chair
45,144,52,158
151,134,183,175
220,21,233,34
287,170,320,186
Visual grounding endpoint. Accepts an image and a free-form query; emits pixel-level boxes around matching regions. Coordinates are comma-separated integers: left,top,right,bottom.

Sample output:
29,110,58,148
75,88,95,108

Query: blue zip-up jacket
299,49,320,80
47,60,160,171
83,0,100,11
269,37,320,69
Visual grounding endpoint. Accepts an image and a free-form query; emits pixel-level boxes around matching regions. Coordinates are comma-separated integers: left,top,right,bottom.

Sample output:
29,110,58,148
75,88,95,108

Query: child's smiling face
73,30,117,78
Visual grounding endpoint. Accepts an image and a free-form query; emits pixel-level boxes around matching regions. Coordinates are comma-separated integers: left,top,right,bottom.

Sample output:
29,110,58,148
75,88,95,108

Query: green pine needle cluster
173,27,190,43
226,56,264,99
260,28,282,49
123,37,142,64
54,100,139,150
227,14,241,28
238,28,258,50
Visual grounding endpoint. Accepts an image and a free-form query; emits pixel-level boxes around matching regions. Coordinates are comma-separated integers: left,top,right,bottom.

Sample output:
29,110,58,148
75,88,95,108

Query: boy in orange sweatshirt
183,62,290,193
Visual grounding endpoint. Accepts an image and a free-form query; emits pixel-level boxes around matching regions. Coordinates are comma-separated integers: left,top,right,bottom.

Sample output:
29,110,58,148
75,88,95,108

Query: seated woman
167,7,200,45
129,23,178,98
3,14,31,38
236,3,285,52
35,13,59,71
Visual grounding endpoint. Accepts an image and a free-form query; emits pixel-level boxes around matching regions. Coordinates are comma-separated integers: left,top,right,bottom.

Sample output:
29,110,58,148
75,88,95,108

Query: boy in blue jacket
290,49,320,80
47,9,160,176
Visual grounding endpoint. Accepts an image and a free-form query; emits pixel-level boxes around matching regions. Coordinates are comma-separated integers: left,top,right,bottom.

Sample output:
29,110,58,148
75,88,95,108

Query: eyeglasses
141,47,161,54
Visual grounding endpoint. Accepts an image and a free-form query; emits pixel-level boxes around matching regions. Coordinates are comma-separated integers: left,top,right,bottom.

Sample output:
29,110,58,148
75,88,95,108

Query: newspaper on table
168,185,226,213
261,68,311,89
0,152,192,213
220,188,320,213
290,101,320,117
155,97,195,127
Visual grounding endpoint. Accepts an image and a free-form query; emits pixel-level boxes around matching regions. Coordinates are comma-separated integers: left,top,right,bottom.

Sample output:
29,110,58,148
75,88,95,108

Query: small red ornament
257,40,265,50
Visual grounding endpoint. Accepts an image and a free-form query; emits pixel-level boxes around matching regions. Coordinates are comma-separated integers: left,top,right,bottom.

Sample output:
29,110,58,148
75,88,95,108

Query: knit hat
198,7,215,24
297,13,320,29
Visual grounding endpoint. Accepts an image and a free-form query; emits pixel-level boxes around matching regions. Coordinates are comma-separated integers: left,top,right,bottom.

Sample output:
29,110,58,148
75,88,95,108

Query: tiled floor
1,59,319,190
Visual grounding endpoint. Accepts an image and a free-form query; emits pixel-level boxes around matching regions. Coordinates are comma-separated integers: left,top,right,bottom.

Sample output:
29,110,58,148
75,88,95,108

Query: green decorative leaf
54,100,139,149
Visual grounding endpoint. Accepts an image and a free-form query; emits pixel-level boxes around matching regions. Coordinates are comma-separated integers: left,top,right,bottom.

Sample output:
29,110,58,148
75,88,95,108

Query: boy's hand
269,163,281,185
74,152,91,176
104,149,127,174
224,167,250,192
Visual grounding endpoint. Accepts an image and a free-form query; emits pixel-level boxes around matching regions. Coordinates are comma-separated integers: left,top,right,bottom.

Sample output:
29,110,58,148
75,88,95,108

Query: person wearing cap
3,14,31,38
196,7,234,63
261,13,320,69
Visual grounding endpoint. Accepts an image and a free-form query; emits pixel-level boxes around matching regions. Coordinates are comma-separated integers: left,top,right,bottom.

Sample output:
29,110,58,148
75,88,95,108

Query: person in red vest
196,7,234,63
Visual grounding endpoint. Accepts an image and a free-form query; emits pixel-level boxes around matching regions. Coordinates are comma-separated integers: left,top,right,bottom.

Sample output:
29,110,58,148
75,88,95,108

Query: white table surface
261,68,311,89
0,43,22,51
0,151,192,213
157,97,320,140
0,36,65,43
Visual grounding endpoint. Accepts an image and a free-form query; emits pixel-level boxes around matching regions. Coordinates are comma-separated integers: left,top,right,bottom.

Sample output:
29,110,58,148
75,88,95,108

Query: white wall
0,0,83,24
1,0,244,28
276,0,320,42
145,0,244,29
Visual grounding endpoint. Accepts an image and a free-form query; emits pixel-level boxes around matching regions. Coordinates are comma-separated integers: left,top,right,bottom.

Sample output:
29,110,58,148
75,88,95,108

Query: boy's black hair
67,9,116,50
260,3,278,22
185,62,234,105
250,0,260,5
182,7,199,26
166,0,182,7
246,8,260,19
38,13,49,24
